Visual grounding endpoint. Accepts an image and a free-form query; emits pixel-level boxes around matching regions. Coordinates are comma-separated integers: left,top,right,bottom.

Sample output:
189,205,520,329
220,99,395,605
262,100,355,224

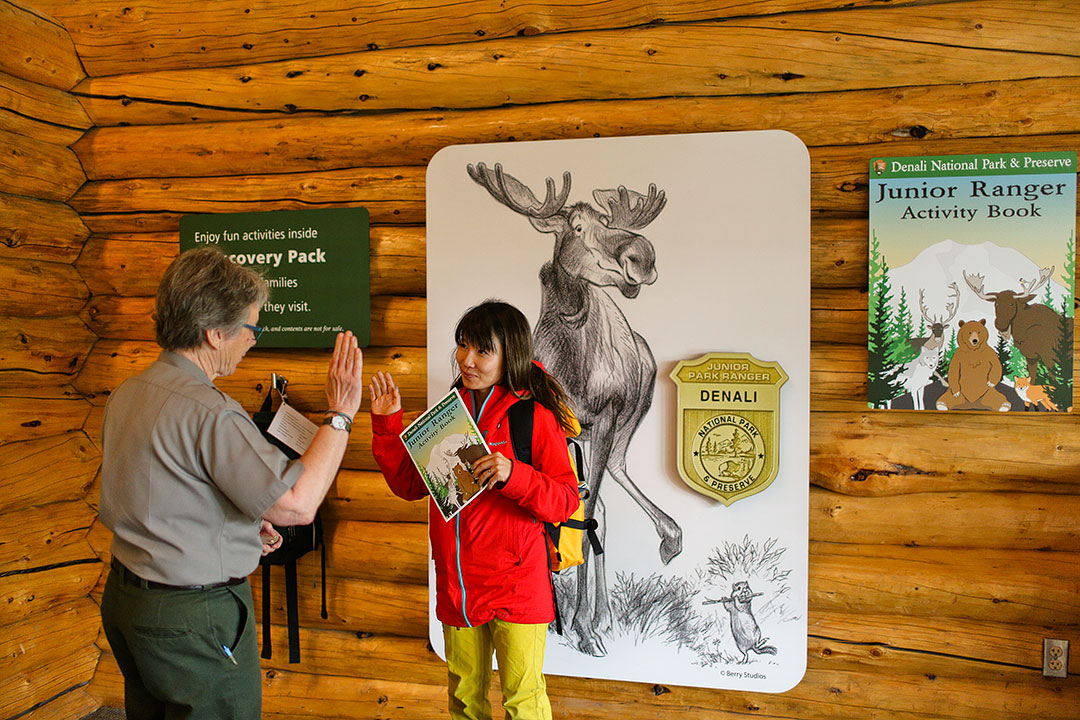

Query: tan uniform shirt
101,351,302,585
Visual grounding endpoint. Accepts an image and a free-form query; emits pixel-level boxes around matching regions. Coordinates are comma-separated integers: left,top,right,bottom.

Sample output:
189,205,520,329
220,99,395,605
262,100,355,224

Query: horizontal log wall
13,0,1080,718
0,2,98,719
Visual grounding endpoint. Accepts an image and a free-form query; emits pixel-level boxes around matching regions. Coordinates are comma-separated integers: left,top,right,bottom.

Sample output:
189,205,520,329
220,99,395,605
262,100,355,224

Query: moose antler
467,162,571,219
595,184,666,231
963,270,995,300
1018,266,1054,298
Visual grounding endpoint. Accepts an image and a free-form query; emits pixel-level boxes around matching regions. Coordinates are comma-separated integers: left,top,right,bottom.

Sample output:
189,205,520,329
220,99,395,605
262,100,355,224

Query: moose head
466,162,665,299
962,266,1062,381
963,267,1053,339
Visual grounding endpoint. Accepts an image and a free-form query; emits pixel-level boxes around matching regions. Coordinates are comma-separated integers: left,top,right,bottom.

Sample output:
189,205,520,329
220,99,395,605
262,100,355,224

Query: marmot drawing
721,581,777,664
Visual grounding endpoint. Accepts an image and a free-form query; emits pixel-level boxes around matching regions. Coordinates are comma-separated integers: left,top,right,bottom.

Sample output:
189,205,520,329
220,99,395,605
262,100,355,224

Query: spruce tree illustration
1049,295,1073,410
1061,231,1075,294
994,333,1014,380
1006,339,1028,380
868,255,904,407
889,287,917,365
938,328,958,384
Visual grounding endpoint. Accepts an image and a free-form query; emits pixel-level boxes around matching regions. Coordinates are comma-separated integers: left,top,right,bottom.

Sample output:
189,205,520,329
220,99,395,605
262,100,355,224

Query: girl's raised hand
369,370,402,416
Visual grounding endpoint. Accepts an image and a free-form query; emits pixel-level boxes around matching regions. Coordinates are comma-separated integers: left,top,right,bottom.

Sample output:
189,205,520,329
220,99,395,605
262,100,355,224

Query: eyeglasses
242,323,265,342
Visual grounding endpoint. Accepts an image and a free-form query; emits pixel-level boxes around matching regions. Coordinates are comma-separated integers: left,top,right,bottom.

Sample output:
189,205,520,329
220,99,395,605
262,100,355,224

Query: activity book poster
868,151,1077,412
400,390,489,520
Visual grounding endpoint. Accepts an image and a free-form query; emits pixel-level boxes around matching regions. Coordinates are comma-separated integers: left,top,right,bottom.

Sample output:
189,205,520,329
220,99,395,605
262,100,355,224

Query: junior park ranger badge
669,353,788,505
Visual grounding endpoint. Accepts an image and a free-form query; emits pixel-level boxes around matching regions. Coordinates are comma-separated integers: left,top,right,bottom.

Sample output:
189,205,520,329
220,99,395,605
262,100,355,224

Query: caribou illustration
962,267,1064,381
467,162,683,656
899,283,958,409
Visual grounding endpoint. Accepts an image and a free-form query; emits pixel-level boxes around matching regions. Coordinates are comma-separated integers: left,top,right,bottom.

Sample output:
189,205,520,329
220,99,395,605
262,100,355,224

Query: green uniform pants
101,567,261,720
443,619,552,720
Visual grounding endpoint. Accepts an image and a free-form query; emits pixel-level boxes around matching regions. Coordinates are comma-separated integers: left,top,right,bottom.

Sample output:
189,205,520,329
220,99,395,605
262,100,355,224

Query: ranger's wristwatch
322,411,352,433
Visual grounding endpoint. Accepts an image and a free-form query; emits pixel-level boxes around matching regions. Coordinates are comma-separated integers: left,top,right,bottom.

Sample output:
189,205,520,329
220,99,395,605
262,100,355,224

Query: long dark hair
453,300,576,434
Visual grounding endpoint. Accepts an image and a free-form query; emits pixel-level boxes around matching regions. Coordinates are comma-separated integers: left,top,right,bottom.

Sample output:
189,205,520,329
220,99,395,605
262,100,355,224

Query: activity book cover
400,390,489,520
868,150,1077,412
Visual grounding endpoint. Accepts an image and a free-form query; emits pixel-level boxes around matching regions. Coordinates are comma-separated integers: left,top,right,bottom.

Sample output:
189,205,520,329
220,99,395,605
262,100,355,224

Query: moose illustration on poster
868,151,1077,412
426,131,811,693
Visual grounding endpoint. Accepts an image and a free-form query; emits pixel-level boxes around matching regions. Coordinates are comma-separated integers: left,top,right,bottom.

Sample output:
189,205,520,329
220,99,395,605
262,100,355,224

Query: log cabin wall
3,0,1078,718
0,2,103,719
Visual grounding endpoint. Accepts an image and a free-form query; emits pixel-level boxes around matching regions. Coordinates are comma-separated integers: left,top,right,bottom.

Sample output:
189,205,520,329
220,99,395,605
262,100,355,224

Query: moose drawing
467,162,684,656
962,267,1064,381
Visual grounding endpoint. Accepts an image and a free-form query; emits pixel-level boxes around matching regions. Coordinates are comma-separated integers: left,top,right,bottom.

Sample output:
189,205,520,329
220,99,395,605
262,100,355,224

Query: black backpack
507,400,603,634
252,375,327,664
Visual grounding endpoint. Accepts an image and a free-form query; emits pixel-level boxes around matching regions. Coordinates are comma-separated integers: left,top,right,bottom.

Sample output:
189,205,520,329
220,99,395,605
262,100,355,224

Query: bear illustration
936,319,1009,412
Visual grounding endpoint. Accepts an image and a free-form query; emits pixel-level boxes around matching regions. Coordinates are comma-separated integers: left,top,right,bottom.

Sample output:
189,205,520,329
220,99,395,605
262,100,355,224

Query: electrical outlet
1043,638,1069,678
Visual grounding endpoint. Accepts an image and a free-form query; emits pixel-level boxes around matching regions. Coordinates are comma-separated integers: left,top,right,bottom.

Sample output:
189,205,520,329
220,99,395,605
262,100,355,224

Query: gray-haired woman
99,247,363,720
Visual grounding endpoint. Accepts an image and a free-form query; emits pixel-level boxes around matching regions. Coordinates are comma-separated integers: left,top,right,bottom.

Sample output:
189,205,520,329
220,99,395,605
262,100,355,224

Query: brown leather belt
111,557,246,591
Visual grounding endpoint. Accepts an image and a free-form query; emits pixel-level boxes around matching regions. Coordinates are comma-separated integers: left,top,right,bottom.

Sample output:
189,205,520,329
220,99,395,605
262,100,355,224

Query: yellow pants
442,619,552,720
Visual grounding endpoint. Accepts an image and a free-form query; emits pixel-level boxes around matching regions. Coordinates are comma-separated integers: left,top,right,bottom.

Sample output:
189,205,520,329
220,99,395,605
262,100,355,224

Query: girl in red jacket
369,300,579,720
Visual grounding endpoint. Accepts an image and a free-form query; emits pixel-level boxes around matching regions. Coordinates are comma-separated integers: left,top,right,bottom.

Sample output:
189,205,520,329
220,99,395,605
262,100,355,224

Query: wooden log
0,499,97,572
810,410,1080,495
0,559,102,627
0,598,101,716
250,570,428,639
0,315,97,388
0,257,89,317
809,608,1077,673
68,134,1080,222
324,469,427,524
77,226,426,298
0,0,84,89
259,610,1075,693
72,338,1080,485
730,1,1080,56
0,69,89,145
69,166,425,221
83,293,426,346
75,234,177,296
0,192,90,264
0,641,99,720
90,623,1080,720
85,650,123,709
69,17,1080,118
76,217,855,294
73,76,1080,172
547,660,1078,720
0,128,85,202
254,523,1080,633
34,0,919,78
257,624,444,686
19,688,99,720
74,340,426,409
0,394,92,444
810,486,1080,551
323,520,428,584
810,133,1080,216
810,543,1080,627
0,433,100,513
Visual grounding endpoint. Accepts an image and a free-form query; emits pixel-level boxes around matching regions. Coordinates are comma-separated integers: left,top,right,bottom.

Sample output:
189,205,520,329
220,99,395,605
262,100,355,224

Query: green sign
870,151,1076,179
179,208,370,348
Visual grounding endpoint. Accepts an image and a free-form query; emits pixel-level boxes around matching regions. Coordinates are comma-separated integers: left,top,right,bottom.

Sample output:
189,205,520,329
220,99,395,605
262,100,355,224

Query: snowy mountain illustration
888,239,1069,345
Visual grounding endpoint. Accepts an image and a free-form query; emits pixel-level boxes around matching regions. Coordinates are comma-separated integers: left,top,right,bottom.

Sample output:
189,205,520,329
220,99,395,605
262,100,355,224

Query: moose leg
607,463,682,564
589,494,611,633
567,418,617,657
605,347,683,564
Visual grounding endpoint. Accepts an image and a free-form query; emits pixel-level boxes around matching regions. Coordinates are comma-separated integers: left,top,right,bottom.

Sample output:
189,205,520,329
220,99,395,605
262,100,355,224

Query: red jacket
371,384,579,627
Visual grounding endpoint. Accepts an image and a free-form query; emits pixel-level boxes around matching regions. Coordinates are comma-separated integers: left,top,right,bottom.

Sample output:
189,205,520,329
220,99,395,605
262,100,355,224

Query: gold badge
669,353,788,505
